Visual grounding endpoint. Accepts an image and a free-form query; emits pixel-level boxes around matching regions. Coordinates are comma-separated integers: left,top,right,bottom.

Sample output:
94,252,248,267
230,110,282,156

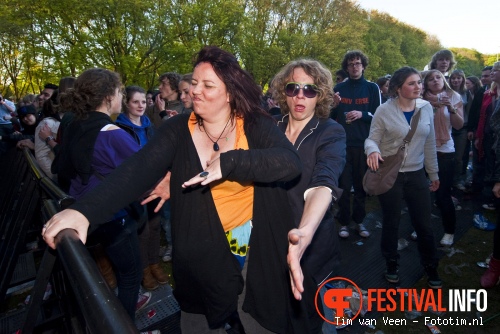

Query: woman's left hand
182,157,222,188
141,171,171,212
287,228,307,300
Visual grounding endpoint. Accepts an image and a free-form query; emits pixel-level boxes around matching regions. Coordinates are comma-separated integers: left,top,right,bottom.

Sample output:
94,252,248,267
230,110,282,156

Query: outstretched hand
287,228,308,300
141,171,171,212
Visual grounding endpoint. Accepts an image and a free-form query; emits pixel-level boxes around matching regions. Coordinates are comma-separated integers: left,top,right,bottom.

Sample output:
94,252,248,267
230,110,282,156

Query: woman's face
436,57,451,73
179,81,193,109
450,75,463,90
425,72,445,94
146,93,154,107
397,74,422,100
190,62,230,118
126,92,146,118
285,67,318,122
22,114,36,126
465,79,473,92
109,88,123,115
381,80,390,94
491,68,500,85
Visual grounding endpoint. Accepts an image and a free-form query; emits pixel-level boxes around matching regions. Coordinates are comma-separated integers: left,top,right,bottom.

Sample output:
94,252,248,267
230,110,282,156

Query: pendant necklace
201,116,232,151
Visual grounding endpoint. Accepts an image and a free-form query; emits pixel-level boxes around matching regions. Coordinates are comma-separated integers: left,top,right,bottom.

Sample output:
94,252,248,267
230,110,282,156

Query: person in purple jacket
49,68,143,321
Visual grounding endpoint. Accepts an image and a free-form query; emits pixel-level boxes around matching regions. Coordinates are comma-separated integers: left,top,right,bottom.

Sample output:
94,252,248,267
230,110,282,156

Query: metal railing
21,148,138,333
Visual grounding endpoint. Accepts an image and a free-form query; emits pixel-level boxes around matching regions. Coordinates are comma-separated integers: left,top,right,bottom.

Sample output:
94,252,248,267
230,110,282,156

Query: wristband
45,136,55,144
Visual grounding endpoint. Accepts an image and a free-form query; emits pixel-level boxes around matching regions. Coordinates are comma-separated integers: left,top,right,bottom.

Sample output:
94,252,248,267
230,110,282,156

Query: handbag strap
402,108,421,144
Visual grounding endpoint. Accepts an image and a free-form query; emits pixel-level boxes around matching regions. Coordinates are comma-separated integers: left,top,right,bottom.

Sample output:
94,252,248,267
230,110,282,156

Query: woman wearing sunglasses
272,59,346,332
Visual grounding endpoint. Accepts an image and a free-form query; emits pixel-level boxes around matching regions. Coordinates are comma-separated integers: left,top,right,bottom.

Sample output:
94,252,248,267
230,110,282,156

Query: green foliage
0,0,494,99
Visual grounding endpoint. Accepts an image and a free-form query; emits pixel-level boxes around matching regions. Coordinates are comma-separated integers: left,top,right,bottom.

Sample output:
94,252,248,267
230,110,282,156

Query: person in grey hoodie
364,67,442,289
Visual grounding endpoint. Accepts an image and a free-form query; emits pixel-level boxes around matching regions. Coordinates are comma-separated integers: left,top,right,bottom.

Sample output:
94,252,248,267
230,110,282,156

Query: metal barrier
17,148,138,333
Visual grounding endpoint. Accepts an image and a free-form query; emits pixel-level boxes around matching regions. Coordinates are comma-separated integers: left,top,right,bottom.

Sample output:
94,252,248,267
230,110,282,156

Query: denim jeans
435,152,456,234
378,169,438,267
90,215,142,320
338,147,367,226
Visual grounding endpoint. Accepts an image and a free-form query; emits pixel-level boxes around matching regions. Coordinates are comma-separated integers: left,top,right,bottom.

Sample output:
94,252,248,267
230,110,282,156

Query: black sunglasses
285,82,319,98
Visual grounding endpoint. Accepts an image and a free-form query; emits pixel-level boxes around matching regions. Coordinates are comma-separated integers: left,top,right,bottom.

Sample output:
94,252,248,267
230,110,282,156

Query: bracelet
45,136,55,144
449,107,457,114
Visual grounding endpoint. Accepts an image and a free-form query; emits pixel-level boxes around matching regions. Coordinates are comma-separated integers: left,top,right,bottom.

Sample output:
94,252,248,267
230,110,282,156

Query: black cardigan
71,113,319,333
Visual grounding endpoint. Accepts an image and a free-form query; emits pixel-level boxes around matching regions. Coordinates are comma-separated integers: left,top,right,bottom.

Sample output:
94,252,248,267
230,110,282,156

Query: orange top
188,112,254,231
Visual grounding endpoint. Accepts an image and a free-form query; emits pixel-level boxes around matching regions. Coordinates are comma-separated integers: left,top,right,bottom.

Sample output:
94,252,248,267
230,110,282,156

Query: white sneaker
410,231,417,240
440,233,454,246
357,223,370,238
338,226,349,238
136,292,152,312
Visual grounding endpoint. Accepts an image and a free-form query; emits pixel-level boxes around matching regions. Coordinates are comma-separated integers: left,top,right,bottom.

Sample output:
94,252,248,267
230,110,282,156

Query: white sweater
364,98,439,181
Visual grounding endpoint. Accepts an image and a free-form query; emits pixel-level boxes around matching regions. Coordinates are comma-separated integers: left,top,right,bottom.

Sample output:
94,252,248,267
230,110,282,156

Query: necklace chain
201,116,232,151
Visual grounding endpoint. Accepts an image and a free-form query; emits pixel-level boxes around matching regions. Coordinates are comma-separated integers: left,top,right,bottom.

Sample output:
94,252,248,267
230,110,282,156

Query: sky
355,0,499,55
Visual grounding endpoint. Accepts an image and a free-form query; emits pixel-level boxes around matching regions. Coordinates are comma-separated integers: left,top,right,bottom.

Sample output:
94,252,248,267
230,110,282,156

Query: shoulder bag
363,109,421,196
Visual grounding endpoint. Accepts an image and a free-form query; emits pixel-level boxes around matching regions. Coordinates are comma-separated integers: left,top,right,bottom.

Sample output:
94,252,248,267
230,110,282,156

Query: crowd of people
1,46,499,333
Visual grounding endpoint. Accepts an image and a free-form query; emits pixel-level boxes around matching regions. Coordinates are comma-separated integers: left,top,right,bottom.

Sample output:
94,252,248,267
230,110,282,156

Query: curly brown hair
271,59,334,119
59,68,121,119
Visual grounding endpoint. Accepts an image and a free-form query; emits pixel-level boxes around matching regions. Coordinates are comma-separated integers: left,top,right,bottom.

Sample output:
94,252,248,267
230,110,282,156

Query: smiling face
126,92,146,118
286,67,318,122
190,62,230,119
179,80,193,109
449,74,463,91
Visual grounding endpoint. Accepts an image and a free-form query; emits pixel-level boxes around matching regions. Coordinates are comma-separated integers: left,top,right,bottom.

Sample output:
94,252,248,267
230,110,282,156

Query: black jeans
338,146,367,226
435,152,456,234
378,169,438,267
90,215,142,320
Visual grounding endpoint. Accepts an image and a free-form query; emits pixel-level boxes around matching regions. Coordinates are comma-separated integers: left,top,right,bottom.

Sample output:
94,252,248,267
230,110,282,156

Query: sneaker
482,203,496,211
454,182,466,191
338,226,349,238
440,233,454,246
162,246,173,262
385,260,399,283
473,214,496,231
136,292,152,312
357,223,370,237
425,265,442,289
410,231,418,240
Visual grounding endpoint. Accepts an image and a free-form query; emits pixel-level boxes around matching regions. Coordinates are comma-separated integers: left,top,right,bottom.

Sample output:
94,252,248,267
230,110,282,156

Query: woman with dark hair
43,47,317,333
422,70,464,247
46,68,144,321
365,67,442,288
272,59,346,333
376,76,390,103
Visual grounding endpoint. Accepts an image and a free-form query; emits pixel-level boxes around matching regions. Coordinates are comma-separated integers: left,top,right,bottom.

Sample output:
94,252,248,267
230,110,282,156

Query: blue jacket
115,113,154,147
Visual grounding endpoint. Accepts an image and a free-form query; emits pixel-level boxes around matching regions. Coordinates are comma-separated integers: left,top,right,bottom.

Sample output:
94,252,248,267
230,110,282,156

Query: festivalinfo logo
315,277,487,327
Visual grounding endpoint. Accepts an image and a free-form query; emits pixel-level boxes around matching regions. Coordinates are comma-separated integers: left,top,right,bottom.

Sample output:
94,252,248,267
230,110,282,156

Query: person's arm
365,105,385,170
43,124,166,249
218,115,302,183
422,104,439,183
288,187,332,300
447,93,464,130
287,121,346,300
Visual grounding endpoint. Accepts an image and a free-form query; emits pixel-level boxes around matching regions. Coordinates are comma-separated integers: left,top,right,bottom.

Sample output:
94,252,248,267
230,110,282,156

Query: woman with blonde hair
422,69,464,247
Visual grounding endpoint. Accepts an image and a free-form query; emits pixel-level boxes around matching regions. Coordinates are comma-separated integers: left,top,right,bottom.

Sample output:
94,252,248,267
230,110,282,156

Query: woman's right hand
42,209,90,249
141,171,171,212
367,152,383,171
